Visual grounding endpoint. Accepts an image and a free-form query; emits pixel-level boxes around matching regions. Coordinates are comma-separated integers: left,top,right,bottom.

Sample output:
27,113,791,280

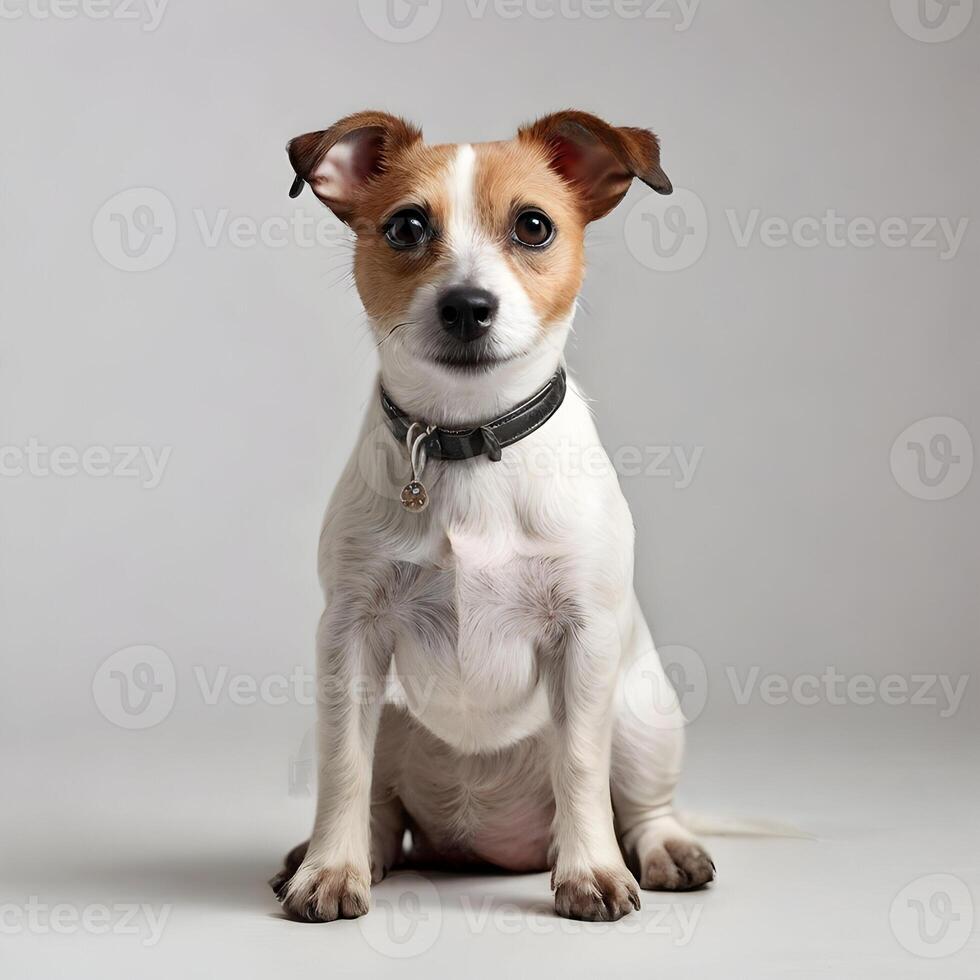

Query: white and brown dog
271,109,714,923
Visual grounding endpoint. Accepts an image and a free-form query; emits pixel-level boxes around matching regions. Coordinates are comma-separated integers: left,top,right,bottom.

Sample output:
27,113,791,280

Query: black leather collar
380,368,567,463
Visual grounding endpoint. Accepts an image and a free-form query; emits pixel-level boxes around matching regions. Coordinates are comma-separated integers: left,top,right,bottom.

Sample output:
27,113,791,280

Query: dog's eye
513,209,555,249
384,208,430,249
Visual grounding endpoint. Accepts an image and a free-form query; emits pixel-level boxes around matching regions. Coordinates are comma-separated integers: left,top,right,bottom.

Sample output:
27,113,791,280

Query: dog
270,109,714,923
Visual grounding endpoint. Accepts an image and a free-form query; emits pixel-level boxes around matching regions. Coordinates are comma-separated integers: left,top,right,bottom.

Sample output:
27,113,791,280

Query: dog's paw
639,838,715,892
553,866,641,922
272,834,394,891
272,862,371,922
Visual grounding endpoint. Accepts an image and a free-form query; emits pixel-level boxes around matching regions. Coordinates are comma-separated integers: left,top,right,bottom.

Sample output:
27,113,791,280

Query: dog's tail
676,811,815,840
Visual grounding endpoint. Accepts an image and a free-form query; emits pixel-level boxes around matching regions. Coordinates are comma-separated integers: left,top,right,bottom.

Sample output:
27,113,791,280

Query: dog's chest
388,522,562,751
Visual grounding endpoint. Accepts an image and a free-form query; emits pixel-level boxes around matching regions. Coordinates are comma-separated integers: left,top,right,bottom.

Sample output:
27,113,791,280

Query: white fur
379,144,564,425
282,142,711,921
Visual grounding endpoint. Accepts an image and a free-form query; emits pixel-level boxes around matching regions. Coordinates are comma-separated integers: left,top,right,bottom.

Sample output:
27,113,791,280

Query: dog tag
400,480,429,512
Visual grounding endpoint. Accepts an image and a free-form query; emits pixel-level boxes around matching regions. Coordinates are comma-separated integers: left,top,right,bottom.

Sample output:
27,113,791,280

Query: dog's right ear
287,111,422,224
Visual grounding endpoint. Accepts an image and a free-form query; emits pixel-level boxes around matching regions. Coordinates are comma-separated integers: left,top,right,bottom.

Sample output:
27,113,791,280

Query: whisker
375,320,416,349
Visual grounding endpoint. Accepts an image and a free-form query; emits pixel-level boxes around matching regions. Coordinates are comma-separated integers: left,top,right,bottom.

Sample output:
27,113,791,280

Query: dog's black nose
439,287,498,342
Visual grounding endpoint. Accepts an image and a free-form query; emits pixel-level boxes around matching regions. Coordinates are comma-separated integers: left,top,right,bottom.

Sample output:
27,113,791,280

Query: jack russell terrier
271,109,715,923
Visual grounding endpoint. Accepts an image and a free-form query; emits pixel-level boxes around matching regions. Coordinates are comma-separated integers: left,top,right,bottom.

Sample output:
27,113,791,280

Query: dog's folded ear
518,110,672,222
287,111,422,224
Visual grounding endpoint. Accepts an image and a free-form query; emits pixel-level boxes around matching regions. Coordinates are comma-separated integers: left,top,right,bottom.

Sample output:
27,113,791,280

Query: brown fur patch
352,141,458,326
518,109,671,220
288,111,423,223
290,111,667,338
349,138,587,333
472,141,586,327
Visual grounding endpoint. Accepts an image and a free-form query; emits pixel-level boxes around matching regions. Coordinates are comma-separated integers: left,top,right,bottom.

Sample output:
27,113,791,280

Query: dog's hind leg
367,704,409,883
269,839,312,896
610,596,715,891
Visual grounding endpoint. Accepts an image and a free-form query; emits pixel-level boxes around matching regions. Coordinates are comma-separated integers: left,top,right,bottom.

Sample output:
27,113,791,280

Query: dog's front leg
545,612,640,921
277,607,390,922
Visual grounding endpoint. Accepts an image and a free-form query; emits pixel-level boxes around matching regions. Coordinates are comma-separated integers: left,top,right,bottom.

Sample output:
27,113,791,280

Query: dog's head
288,110,670,416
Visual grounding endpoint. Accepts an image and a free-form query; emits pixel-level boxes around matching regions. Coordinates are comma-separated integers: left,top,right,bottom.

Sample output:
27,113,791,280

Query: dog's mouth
430,344,522,373
433,352,508,373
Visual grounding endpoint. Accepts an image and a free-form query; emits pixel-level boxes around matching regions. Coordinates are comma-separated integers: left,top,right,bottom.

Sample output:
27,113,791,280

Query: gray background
1,1,977,977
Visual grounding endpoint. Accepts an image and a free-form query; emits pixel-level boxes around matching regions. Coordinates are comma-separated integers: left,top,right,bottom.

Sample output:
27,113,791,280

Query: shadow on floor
1,850,557,917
